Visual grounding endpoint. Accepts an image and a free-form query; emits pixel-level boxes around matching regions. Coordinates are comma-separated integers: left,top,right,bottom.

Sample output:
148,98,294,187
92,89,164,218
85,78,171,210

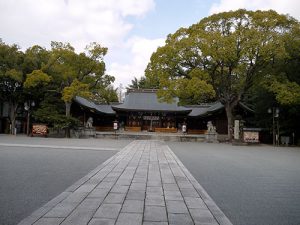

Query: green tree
263,25,300,105
49,42,114,115
33,92,80,131
0,40,115,136
145,9,299,139
24,69,52,88
127,75,159,90
22,45,53,97
48,41,114,137
0,40,25,134
128,77,140,89
93,85,118,104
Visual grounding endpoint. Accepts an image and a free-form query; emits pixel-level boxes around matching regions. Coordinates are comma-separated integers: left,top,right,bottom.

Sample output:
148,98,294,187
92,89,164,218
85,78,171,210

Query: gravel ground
0,135,131,225
168,142,300,225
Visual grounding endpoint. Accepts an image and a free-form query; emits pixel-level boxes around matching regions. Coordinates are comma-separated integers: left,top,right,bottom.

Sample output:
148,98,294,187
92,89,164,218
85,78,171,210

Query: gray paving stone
147,180,162,187
44,203,77,218
174,176,189,182
115,179,132,186
107,172,121,177
144,206,168,222
164,190,183,201
110,185,129,193
162,178,176,184
97,181,115,189
184,197,207,209
60,207,95,225
164,190,181,196
65,176,90,192
33,218,64,225
190,209,219,224
126,190,145,200
102,176,118,182
180,188,200,197
121,199,144,213
78,197,103,209
130,182,146,191
61,191,88,204
75,183,97,193
94,203,122,218
104,193,125,204
88,188,110,198
162,183,179,191
92,172,108,181
36,191,70,209
145,196,165,206
177,181,194,189
166,200,189,213
143,222,168,225
115,213,143,225
146,187,163,195
135,170,148,175
132,177,147,183
168,213,194,225
88,218,115,225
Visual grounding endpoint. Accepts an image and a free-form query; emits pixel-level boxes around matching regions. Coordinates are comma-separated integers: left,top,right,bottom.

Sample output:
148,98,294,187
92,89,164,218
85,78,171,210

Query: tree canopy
0,40,117,136
127,75,159,90
145,9,300,138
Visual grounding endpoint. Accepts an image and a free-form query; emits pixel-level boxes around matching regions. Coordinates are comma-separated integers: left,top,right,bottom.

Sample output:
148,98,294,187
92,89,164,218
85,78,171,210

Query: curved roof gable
187,102,224,117
74,96,116,115
112,90,191,113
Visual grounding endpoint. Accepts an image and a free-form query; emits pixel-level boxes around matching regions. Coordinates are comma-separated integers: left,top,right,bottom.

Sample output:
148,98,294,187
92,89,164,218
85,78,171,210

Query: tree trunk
9,102,18,135
224,103,234,141
65,102,72,138
65,102,71,117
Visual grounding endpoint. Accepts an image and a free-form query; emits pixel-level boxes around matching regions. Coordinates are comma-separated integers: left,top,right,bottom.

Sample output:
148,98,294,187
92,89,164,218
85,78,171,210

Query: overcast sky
1,0,299,88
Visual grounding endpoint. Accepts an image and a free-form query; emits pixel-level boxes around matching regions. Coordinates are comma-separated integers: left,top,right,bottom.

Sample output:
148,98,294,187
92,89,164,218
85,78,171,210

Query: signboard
234,120,240,140
32,124,48,137
143,116,159,121
243,131,259,143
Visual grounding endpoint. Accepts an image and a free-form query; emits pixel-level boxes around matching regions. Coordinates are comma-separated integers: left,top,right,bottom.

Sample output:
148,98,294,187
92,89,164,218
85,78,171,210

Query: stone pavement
18,140,232,225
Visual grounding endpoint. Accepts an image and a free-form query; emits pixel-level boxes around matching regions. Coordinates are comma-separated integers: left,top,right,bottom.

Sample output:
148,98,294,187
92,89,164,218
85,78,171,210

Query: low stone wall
96,132,206,142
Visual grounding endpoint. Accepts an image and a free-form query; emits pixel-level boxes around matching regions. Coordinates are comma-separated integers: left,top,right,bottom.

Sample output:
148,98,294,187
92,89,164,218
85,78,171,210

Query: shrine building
72,89,252,135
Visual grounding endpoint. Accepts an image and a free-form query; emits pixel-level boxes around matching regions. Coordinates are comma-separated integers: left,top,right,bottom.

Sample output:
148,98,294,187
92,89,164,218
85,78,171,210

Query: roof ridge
127,89,158,93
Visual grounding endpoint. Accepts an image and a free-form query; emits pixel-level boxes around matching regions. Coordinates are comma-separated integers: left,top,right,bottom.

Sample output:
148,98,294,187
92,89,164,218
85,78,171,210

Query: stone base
232,139,248,146
205,132,219,143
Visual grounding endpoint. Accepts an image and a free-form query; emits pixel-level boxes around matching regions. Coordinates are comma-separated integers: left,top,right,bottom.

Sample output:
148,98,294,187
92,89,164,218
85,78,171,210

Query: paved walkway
18,140,232,225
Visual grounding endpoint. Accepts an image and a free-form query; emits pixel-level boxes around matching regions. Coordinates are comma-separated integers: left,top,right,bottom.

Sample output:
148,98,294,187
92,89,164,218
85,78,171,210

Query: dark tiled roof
74,96,116,115
187,102,224,117
112,91,191,113
75,91,253,117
